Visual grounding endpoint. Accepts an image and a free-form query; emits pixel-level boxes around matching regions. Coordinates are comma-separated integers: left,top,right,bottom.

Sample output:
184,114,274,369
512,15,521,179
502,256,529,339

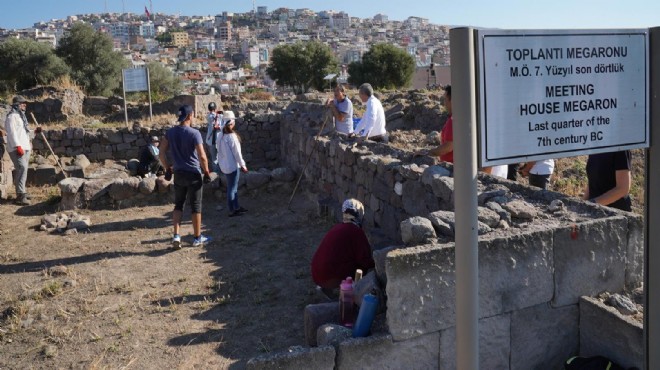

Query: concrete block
511,303,578,370
386,229,554,340
552,217,628,307
337,332,439,370
439,314,510,370
246,346,335,370
304,302,340,347
579,297,642,370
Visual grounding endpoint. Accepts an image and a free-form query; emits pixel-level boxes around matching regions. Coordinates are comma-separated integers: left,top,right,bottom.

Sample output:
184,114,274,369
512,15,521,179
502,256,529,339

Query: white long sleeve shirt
354,96,386,138
216,132,246,174
4,110,31,151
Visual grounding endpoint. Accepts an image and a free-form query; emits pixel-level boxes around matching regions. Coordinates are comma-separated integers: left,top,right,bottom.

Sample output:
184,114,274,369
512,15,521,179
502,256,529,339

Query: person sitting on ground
584,150,632,211
216,111,248,217
205,102,222,172
326,84,354,135
353,83,387,143
519,159,555,190
137,136,164,177
311,199,375,293
414,85,453,162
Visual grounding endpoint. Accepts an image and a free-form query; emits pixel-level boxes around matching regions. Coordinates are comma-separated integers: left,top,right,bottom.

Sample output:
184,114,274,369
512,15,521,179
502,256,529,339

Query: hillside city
0,7,451,95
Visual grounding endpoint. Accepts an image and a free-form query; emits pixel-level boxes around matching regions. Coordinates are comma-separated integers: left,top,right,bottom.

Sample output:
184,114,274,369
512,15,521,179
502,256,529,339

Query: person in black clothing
138,136,164,177
584,150,632,211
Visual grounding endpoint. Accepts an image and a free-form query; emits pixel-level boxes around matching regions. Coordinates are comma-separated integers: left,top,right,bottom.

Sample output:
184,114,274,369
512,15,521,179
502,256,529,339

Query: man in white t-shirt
326,84,354,135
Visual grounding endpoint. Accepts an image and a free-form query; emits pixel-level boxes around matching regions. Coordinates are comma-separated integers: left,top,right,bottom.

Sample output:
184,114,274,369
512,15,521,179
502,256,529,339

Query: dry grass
51,76,83,93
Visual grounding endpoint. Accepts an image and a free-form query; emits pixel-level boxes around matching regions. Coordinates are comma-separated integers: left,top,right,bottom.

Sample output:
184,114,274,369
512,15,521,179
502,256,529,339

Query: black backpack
565,356,639,370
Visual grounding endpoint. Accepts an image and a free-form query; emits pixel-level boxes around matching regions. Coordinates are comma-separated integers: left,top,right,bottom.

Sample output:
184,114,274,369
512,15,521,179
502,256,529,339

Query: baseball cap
12,96,27,105
177,105,193,122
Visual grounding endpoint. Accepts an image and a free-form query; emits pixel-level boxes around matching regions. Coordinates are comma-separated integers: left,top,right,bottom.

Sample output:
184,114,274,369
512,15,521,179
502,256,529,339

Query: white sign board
477,29,649,166
123,68,149,92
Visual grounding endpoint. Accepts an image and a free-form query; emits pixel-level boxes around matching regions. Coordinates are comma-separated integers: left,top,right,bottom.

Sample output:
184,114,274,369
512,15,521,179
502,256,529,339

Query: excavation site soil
0,188,333,369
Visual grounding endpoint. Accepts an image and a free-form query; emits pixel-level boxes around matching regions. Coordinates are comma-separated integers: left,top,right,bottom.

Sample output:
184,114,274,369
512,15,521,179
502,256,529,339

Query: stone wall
31,107,283,169
267,101,644,369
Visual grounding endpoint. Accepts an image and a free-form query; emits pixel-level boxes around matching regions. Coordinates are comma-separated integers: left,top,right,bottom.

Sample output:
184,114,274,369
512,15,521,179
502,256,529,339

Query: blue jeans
225,170,240,212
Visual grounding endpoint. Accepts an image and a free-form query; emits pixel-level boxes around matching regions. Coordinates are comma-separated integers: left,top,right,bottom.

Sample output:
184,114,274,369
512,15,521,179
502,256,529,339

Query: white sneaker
172,234,182,249
192,235,211,247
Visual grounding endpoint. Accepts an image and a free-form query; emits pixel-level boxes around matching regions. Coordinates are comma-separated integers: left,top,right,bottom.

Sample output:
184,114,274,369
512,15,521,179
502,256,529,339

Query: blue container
352,294,379,337
352,117,361,131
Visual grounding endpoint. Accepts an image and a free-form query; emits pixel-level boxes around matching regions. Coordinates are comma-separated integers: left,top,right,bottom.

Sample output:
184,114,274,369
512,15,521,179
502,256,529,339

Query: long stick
29,112,68,178
287,112,331,211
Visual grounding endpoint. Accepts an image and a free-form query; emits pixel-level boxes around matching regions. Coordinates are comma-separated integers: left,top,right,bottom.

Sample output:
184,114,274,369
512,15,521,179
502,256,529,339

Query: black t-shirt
586,150,632,211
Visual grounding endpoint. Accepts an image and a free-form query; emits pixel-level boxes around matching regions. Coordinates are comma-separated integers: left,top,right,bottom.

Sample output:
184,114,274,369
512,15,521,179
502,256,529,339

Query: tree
0,38,70,92
145,62,183,102
267,41,338,94
56,23,129,96
348,43,415,90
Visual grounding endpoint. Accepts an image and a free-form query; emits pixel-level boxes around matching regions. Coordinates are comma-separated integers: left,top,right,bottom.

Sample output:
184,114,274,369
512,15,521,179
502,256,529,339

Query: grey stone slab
552,217,628,307
511,303,578,370
625,215,644,287
304,302,340,347
58,177,86,194
336,332,439,370
579,297,643,370
386,229,554,341
27,165,58,186
439,314,510,370
246,345,335,370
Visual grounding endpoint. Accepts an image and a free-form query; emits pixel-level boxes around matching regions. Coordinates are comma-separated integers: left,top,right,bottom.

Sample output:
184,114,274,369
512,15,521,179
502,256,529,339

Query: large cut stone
386,228,554,341
552,217,628,307
81,178,113,202
27,165,58,186
304,302,340,347
246,171,271,189
246,346,335,370
138,177,157,194
271,167,296,182
510,303,578,370
108,177,140,201
440,314,510,370
317,324,352,347
336,333,439,370
58,177,85,194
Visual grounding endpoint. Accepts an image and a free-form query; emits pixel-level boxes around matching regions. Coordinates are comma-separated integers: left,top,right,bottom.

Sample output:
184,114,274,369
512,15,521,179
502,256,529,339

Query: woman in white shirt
216,112,248,217
520,159,555,189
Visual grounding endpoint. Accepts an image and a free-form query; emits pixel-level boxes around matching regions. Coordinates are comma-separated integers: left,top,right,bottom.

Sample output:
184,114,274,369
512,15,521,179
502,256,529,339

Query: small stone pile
40,212,91,235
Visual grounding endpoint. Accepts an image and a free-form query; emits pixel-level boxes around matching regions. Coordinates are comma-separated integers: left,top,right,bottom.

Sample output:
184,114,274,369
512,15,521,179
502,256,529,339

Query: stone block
336,333,439,370
511,303,578,370
109,177,140,201
116,143,131,151
27,165,58,186
579,297,642,370
246,346,335,370
373,246,396,285
123,133,138,143
73,154,91,169
317,324,352,347
478,206,501,228
401,180,427,216
386,229,554,340
60,192,82,210
271,167,296,182
439,314,510,370
502,200,538,220
58,177,86,194
421,165,451,186
68,215,92,230
430,176,454,203
63,165,85,179
400,216,436,245
81,179,113,202
138,178,157,194
304,302,340,347
626,215,644,287
552,217,628,307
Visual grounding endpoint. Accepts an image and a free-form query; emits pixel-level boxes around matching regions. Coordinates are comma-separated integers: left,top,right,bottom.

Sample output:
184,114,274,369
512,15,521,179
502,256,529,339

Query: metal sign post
146,67,153,121
645,26,659,370
451,27,480,370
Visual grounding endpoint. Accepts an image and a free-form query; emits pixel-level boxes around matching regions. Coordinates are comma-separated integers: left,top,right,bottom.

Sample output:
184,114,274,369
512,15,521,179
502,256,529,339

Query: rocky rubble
40,211,91,234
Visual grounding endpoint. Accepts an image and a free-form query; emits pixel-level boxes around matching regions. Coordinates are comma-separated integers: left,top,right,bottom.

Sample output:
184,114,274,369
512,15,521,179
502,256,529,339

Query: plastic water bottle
352,294,379,337
339,277,355,327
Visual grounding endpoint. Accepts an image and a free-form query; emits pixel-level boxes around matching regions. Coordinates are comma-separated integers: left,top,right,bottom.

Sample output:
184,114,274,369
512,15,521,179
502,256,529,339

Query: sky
1,0,659,30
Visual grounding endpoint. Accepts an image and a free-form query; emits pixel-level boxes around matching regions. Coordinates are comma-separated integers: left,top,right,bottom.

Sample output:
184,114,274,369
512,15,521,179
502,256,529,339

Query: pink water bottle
339,277,355,327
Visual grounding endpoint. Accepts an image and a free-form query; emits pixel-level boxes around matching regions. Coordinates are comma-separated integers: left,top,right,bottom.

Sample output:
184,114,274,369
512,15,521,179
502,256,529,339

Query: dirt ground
0,186,334,369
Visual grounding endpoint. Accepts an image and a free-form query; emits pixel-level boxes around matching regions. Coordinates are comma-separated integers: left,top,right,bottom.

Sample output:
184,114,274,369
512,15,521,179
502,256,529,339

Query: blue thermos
352,294,379,337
